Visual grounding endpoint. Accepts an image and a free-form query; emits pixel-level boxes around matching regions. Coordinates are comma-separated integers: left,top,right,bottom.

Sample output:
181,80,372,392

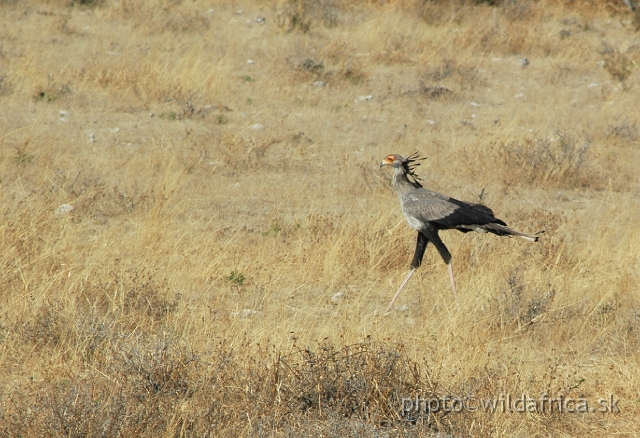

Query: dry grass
1,0,639,436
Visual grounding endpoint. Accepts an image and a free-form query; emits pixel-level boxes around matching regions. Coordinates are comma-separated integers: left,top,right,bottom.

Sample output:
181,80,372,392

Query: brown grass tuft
499,130,597,188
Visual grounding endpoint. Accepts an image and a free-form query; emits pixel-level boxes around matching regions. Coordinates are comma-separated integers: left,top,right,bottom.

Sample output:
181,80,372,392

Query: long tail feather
483,223,543,242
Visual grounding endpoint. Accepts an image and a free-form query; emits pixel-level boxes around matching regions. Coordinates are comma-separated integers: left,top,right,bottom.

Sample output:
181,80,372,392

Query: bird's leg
411,232,429,269
447,262,457,298
426,230,458,299
387,233,428,311
386,269,415,311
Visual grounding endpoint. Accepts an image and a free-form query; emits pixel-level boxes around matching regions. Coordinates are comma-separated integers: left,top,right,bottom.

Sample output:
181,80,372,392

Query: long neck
392,166,421,197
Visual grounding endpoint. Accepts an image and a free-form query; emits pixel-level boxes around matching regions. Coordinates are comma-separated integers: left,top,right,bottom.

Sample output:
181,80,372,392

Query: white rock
231,309,258,318
355,95,373,102
55,204,74,216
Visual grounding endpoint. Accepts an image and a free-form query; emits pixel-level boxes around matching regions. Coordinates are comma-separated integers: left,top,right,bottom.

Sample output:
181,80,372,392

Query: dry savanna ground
1,0,640,436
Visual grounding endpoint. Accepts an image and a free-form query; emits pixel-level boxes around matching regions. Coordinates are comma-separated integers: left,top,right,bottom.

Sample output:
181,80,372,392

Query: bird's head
380,152,425,187
379,154,405,168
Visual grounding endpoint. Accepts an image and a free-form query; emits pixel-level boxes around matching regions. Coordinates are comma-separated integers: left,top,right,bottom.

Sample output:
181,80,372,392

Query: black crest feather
402,152,426,188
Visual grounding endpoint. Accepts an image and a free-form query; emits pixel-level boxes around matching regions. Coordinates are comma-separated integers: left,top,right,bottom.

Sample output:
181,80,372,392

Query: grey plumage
380,153,541,310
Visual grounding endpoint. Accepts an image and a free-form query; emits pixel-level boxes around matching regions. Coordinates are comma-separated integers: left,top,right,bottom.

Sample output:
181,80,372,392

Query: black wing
402,189,507,230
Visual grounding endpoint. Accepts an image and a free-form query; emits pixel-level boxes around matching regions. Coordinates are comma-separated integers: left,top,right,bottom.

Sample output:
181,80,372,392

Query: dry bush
417,0,467,25
421,57,484,91
601,43,635,83
499,131,597,188
276,0,340,33
288,42,369,85
0,338,461,436
418,0,536,25
495,267,557,330
0,336,200,436
606,119,638,143
78,268,179,321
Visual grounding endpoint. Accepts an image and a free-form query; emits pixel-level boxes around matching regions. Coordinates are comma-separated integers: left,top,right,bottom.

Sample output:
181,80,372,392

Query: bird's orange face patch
384,155,395,164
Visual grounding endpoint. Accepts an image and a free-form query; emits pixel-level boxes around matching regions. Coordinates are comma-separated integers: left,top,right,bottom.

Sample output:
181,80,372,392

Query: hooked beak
379,158,392,168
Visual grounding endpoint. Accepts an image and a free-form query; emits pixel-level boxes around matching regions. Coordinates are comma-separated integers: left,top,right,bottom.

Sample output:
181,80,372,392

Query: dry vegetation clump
0,335,461,436
276,0,340,33
600,41,638,83
499,130,597,188
1,0,640,435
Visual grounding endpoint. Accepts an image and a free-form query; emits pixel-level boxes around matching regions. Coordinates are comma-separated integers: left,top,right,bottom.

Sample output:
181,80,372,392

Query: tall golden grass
1,0,639,435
